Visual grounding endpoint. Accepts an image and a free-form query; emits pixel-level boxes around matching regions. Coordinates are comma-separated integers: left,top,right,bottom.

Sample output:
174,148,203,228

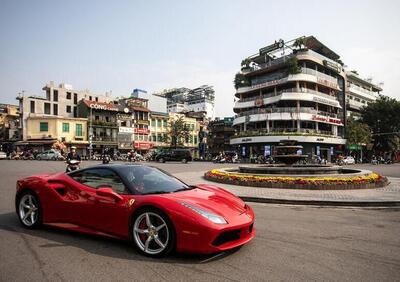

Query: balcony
236,107,338,119
92,136,118,142
347,84,378,100
233,128,336,138
91,120,118,127
236,68,339,95
237,87,338,103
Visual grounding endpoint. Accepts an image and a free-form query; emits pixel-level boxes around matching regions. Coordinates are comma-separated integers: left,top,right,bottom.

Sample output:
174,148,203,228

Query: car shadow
0,212,241,264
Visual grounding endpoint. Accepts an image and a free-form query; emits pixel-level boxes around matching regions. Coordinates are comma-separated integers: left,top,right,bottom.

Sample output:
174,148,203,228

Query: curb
239,196,400,207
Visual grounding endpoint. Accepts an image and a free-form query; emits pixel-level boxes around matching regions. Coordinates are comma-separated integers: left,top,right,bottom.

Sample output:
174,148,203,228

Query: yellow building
24,114,88,153
150,112,170,148
168,113,200,152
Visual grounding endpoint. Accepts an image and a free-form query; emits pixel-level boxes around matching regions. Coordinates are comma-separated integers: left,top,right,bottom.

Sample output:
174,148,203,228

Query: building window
66,105,72,113
157,119,162,127
53,104,58,115
66,92,71,99
89,96,92,101
30,101,35,113
53,90,58,102
44,103,51,115
40,122,48,132
95,97,98,102
62,123,70,132
73,107,77,118
76,124,83,136
74,93,78,104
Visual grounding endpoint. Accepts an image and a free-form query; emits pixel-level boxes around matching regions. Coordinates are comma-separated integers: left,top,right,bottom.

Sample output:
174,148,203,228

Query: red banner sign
312,115,342,125
134,141,153,150
134,128,150,135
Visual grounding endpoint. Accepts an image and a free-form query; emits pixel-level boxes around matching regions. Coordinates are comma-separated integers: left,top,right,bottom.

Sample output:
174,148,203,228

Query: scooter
66,159,81,172
102,155,111,164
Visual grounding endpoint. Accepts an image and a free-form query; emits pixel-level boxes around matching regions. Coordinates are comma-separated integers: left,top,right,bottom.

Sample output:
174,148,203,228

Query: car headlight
181,202,227,224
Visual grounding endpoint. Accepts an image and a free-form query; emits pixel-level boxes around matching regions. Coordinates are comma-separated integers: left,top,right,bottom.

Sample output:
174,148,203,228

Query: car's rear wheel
17,191,42,229
181,158,187,164
159,158,165,163
36,156,41,160
131,208,175,257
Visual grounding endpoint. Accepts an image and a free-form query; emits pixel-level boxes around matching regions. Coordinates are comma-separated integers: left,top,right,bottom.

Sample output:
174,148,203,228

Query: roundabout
205,140,388,190
204,167,388,190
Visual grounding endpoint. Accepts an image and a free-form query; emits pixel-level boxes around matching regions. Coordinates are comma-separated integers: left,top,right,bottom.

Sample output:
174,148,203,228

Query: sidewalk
173,170,400,207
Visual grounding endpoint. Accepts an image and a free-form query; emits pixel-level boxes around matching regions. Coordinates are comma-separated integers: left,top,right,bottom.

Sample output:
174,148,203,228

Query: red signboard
134,128,150,135
311,115,343,125
134,141,153,150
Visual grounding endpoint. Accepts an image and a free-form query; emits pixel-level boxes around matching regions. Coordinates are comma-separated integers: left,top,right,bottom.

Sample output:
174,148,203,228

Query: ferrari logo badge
128,199,135,207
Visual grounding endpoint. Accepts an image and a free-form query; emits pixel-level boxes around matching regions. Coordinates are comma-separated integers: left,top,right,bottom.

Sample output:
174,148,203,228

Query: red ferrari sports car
15,164,255,257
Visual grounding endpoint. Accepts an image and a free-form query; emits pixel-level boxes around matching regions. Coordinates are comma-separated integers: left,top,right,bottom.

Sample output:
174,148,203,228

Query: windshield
118,166,190,195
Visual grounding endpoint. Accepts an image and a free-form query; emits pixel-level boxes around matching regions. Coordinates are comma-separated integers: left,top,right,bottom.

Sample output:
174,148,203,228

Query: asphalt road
0,160,399,282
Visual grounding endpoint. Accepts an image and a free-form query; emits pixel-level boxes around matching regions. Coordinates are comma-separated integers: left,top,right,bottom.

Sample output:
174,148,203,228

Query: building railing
238,87,338,103
92,136,118,142
347,83,377,98
233,128,338,138
236,107,338,118
243,49,342,75
237,67,339,94
91,120,118,127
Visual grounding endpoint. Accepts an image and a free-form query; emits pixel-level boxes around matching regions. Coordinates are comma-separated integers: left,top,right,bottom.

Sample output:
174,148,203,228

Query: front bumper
176,205,256,254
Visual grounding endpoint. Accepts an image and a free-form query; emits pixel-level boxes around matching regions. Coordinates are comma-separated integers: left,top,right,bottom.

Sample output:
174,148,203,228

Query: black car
155,149,192,163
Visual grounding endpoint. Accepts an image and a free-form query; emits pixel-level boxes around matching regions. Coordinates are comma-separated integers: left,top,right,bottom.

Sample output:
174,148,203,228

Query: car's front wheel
17,191,42,229
130,208,175,257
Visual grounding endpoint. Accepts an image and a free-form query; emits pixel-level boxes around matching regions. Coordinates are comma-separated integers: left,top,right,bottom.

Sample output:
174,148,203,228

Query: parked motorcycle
66,159,81,173
102,155,111,164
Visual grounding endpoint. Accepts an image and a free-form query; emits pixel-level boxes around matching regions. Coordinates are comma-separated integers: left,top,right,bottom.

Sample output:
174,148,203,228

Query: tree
233,72,251,89
360,95,400,153
286,57,301,75
345,116,372,147
241,58,251,70
167,116,190,148
293,37,305,50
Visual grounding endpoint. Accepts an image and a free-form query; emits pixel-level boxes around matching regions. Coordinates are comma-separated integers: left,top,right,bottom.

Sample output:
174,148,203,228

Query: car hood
165,184,246,218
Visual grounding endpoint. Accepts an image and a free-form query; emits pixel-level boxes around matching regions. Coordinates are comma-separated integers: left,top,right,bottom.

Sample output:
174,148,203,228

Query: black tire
129,207,175,257
36,156,41,160
181,158,187,164
16,190,42,229
159,158,165,163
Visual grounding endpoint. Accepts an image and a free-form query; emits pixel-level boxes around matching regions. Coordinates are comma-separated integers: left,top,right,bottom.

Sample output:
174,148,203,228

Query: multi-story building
345,71,382,117
121,96,153,152
155,85,215,118
77,100,120,154
0,104,21,152
150,112,169,149
207,117,235,156
186,111,209,159
17,82,110,152
168,112,200,156
231,36,347,162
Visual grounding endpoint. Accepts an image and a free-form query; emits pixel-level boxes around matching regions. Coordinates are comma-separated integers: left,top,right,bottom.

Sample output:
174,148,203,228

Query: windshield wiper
174,186,195,192
141,190,172,195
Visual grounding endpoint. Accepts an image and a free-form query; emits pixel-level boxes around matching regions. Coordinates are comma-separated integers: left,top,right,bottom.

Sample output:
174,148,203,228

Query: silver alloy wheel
19,194,38,226
133,212,169,255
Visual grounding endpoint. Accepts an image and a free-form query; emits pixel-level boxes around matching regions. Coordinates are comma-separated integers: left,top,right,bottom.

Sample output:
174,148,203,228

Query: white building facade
231,36,347,162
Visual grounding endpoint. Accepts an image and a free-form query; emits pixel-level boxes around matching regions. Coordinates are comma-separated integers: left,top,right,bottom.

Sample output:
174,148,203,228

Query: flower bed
204,169,388,190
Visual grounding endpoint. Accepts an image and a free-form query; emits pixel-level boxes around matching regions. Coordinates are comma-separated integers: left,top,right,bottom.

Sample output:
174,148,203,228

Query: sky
1,0,399,117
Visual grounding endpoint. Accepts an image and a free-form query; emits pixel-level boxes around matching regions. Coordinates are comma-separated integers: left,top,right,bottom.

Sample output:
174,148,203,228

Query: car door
67,168,131,237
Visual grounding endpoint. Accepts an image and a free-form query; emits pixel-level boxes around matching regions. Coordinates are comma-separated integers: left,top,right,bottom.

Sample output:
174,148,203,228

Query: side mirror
96,187,123,202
